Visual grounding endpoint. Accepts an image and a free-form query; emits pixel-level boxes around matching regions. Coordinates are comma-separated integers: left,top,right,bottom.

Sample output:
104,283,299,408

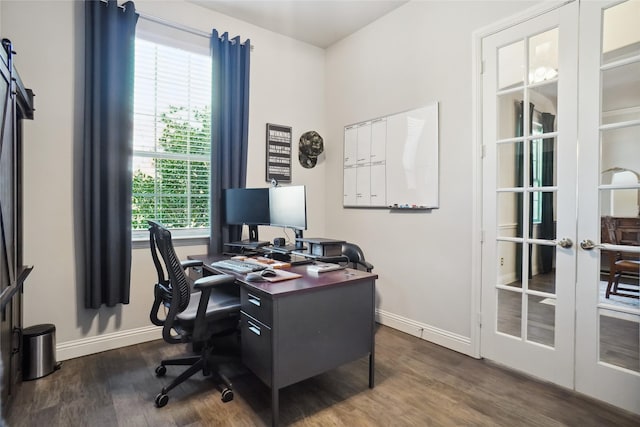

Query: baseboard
56,325,162,361
58,313,473,361
376,309,473,356
499,272,517,285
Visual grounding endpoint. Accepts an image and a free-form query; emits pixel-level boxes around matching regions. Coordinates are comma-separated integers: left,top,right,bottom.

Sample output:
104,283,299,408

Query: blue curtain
80,0,138,308
209,30,251,254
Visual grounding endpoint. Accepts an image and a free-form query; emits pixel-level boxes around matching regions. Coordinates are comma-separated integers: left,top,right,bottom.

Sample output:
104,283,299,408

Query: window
132,30,211,237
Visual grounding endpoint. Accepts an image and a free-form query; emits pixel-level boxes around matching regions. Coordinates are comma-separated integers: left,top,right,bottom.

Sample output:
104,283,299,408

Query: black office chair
323,242,374,272
148,220,240,407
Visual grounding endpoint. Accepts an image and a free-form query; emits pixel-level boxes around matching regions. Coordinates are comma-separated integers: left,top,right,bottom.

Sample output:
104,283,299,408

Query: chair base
154,334,240,407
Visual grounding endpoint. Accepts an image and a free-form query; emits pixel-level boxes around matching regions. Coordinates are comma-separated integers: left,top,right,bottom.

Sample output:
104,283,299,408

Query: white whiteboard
343,103,439,208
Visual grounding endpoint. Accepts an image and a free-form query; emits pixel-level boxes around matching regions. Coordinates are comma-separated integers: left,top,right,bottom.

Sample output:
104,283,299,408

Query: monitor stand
248,225,259,242
225,225,269,249
294,229,304,250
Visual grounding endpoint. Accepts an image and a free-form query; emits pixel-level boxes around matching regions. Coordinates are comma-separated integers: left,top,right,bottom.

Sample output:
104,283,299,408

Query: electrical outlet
500,257,504,266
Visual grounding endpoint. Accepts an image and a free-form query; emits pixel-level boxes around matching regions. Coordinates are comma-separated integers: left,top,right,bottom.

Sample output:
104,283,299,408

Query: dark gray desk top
189,254,377,297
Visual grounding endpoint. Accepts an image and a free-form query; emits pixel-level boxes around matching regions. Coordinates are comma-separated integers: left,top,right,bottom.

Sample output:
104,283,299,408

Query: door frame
470,0,576,359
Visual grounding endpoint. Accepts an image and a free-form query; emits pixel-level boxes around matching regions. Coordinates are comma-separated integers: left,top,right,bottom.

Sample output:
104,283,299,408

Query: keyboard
211,259,267,274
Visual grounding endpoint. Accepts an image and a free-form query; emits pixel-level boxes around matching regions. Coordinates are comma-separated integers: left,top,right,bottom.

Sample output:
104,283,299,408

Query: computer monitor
223,187,270,242
269,185,307,247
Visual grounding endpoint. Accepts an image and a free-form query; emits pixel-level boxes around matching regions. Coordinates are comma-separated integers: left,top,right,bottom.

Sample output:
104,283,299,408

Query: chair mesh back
149,221,191,313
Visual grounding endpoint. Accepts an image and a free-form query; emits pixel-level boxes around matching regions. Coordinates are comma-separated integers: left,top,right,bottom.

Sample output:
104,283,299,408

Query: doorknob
579,239,603,250
555,238,573,248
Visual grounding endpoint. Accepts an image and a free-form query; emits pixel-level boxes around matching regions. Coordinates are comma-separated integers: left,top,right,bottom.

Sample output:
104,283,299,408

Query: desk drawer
240,312,272,387
240,288,273,326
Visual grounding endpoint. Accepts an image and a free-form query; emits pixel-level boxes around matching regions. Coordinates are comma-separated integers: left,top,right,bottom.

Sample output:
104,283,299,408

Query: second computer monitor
269,185,307,232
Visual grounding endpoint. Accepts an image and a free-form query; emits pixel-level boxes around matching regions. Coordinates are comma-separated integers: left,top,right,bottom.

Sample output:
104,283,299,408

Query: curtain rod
138,12,254,50
101,0,253,49
138,12,210,39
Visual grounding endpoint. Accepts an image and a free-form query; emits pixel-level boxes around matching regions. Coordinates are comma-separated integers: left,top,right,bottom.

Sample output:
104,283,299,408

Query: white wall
0,0,326,359
324,0,536,353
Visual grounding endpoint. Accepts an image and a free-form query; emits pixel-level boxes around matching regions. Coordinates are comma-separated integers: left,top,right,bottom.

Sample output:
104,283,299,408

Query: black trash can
22,324,57,380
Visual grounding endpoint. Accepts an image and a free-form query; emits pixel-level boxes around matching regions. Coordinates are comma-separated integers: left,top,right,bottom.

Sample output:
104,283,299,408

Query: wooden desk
193,255,377,426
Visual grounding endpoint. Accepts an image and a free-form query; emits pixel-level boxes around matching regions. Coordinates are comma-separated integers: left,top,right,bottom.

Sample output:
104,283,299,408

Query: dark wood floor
7,325,640,426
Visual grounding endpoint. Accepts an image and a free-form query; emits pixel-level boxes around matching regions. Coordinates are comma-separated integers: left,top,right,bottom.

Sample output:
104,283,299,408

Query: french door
481,0,639,413
575,0,639,413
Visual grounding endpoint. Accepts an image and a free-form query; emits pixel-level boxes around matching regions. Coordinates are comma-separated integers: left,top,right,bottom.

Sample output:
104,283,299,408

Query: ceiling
189,0,409,49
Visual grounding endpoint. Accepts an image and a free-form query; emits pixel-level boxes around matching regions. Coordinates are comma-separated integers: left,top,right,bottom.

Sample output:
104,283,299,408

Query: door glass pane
601,187,640,219
497,288,522,337
530,84,558,131
498,192,521,238
530,137,557,188
529,28,559,84
600,125,640,222
498,91,525,139
529,243,556,294
602,0,640,65
600,125,640,188
599,310,640,373
497,141,524,188
499,40,524,90
497,240,523,287
602,61,640,116
531,191,557,240
527,294,555,347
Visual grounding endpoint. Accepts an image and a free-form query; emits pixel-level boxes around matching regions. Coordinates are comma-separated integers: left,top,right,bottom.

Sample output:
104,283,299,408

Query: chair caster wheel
155,393,169,408
221,388,234,403
155,365,167,377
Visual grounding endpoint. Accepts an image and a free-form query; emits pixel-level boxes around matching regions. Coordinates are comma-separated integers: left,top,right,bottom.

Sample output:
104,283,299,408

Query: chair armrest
359,260,374,272
181,259,203,270
192,274,237,341
193,274,236,290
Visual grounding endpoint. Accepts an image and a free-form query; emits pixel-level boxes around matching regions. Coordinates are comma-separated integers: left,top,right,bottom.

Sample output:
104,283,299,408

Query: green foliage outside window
131,106,211,231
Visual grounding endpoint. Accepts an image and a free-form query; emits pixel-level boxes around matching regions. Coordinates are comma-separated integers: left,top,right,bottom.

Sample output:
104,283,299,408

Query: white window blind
132,32,212,234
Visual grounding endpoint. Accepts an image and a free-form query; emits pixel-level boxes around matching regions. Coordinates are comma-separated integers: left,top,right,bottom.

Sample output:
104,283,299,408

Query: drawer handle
247,293,261,307
247,320,261,336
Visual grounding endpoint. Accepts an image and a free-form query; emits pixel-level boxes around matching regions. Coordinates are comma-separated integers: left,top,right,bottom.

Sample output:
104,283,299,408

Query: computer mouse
261,269,277,278
245,272,264,281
